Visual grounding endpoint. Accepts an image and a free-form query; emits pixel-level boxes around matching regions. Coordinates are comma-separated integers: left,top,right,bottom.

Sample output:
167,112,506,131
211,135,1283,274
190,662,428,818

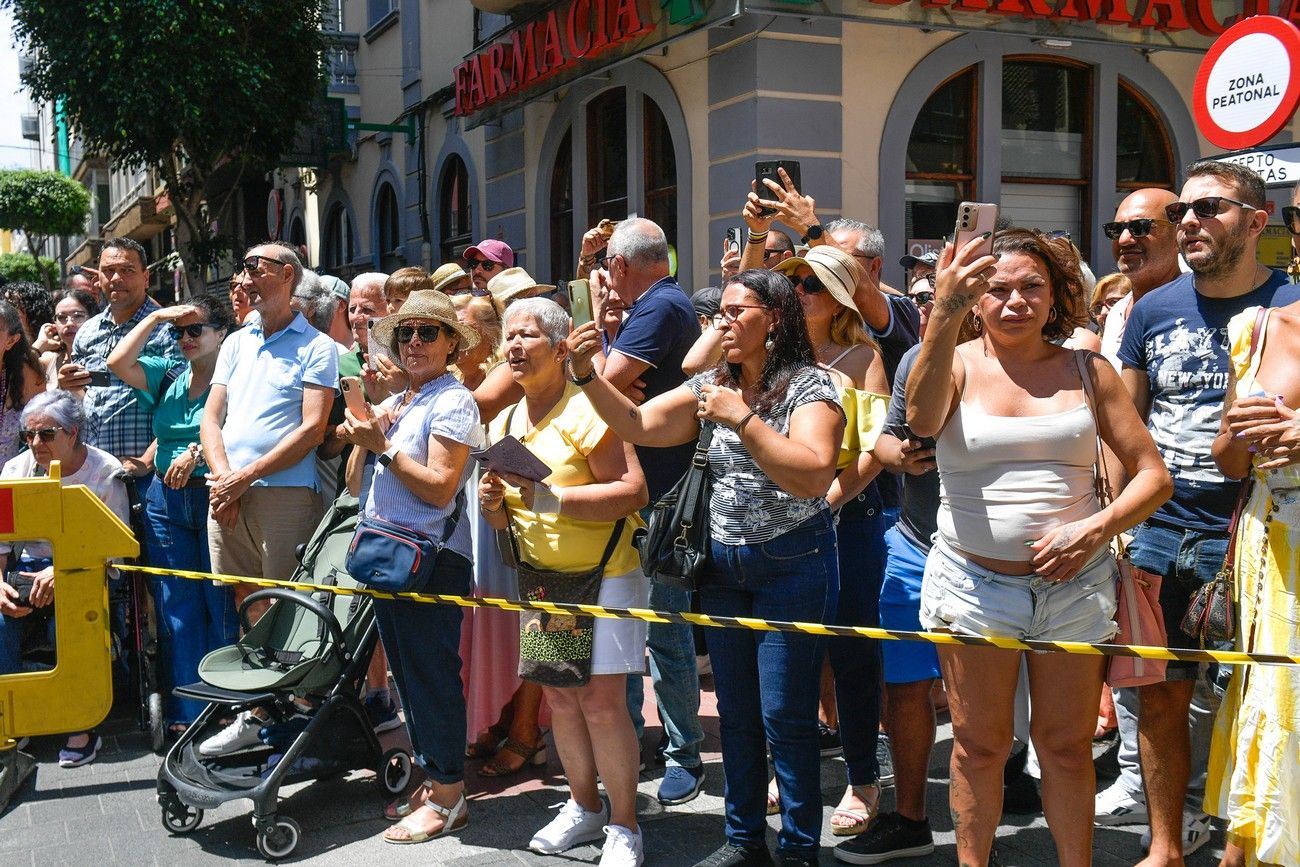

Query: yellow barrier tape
118,564,1300,668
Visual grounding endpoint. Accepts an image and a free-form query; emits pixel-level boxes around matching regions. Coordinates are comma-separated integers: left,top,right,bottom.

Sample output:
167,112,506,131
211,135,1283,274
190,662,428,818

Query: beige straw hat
371,290,481,351
487,267,555,306
773,246,864,323
429,263,471,293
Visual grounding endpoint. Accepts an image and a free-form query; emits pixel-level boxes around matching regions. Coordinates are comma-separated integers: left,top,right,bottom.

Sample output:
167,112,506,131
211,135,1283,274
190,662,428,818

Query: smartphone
569,278,593,327
755,160,802,215
340,376,370,418
87,370,112,387
952,202,999,260
365,318,398,372
725,227,744,254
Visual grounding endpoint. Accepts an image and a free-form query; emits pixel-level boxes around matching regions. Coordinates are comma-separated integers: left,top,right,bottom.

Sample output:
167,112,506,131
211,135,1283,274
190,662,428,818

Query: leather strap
1220,306,1269,583
1074,350,1124,555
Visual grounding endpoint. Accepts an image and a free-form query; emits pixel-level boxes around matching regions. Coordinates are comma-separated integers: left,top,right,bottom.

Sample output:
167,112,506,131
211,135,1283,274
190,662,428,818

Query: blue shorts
879,526,941,684
920,535,1118,644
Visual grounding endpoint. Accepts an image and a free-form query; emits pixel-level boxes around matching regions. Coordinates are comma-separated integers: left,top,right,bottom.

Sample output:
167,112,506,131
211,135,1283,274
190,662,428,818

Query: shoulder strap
156,363,185,402
1074,350,1114,509
826,344,856,369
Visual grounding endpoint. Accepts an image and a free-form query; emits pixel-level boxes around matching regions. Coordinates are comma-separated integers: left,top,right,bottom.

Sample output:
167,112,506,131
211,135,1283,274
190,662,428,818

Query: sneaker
694,843,774,866
364,693,403,734
1140,812,1211,856
198,712,264,757
529,798,609,854
819,722,843,758
834,812,934,864
601,824,644,866
57,734,102,768
876,734,895,787
1093,779,1148,826
658,765,705,806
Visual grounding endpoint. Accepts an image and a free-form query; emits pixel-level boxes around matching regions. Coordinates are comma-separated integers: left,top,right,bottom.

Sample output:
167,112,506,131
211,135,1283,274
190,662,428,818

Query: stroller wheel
378,748,413,796
160,802,203,835
256,816,301,860
148,693,166,755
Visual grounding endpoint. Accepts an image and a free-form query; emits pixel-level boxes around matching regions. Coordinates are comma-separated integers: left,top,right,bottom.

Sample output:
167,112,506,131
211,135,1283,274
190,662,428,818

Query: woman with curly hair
0,300,49,465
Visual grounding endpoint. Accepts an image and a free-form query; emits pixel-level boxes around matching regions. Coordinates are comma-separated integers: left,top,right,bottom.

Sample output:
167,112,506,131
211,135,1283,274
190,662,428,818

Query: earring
764,333,775,352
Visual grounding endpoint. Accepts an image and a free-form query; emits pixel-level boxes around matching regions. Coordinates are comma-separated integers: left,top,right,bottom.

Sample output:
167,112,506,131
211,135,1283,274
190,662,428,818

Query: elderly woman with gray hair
0,389,130,766
478,298,649,867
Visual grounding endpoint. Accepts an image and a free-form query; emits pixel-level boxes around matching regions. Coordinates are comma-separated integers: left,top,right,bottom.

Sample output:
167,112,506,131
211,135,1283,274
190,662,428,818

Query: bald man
1099,188,1182,366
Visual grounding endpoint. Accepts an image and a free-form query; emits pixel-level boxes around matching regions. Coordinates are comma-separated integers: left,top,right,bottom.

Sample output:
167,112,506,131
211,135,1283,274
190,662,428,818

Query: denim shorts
919,536,1117,644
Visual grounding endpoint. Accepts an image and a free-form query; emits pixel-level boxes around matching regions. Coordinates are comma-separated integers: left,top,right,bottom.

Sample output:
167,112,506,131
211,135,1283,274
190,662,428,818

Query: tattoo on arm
627,407,639,421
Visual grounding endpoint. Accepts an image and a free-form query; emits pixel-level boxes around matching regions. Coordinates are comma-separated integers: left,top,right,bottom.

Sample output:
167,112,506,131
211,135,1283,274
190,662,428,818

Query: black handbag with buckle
634,423,714,591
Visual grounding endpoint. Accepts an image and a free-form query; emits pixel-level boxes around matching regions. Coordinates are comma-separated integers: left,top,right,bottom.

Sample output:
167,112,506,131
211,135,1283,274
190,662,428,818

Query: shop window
587,89,629,224
551,131,574,285
1116,82,1174,203
643,97,677,248
376,182,402,272
905,69,975,243
322,203,355,271
439,155,472,266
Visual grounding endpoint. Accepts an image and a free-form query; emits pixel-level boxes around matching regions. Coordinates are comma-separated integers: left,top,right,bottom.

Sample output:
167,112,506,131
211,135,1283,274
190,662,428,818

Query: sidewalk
2,675,1225,866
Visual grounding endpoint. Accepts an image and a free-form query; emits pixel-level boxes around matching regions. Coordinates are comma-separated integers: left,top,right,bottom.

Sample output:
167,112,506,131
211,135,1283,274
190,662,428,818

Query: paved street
2,675,1226,866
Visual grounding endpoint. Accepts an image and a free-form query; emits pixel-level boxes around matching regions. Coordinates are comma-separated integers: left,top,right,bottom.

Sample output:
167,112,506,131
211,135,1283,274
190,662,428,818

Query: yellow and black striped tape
118,564,1299,668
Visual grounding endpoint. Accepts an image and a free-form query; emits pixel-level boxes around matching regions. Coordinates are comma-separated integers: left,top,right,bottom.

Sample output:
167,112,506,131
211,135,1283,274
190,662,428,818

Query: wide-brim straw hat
487,267,555,306
372,290,481,352
430,263,470,293
773,246,863,323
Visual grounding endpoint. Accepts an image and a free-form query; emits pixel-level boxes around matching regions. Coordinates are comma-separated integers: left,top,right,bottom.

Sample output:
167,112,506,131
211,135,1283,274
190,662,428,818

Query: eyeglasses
466,258,501,271
19,427,60,444
170,323,215,340
1043,230,1072,241
395,324,447,344
55,311,88,324
713,304,771,327
1283,206,1300,235
909,291,935,306
1164,197,1256,222
1102,218,1173,240
597,254,619,271
789,274,827,294
237,255,284,275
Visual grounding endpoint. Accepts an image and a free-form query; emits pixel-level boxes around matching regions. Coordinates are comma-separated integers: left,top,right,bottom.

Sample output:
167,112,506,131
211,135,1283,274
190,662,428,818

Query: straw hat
429,263,470,293
487,267,555,306
371,290,481,352
773,246,863,322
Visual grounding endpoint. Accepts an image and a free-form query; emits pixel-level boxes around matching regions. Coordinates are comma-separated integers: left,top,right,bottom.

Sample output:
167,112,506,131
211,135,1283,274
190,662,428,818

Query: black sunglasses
790,273,827,294
170,323,215,340
1283,206,1300,235
237,254,285,274
466,258,501,271
1165,196,1256,222
395,324,447,344
1102,218,1172,240
910,290,935,306
20,427,60,443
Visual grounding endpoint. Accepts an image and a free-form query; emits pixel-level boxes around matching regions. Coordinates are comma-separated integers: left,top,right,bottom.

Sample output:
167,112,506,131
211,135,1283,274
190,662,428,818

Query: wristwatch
569,366,597,386
378,444,400,467
801,223,824,245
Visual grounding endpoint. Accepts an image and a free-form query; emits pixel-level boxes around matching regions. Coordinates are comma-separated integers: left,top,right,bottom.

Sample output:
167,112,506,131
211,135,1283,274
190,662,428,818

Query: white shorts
590,567,649,675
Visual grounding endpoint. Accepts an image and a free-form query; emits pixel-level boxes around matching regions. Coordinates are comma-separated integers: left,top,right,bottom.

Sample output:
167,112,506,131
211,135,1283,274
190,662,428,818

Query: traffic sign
1193,16,1300,151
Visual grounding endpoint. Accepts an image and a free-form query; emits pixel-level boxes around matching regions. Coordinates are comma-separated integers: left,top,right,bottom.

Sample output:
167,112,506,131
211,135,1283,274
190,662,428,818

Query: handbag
1179,306,1267,647
634,423,715,591
1075,352,1168,686
498,517,627,688
345,489,465,593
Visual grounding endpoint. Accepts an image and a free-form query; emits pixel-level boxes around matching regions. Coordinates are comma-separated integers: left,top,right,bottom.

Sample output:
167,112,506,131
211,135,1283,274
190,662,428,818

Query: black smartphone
755,160,802,216
87,370,112,387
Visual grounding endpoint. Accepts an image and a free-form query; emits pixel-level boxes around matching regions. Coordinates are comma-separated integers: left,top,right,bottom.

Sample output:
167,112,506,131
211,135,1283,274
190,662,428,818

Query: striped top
687,367,841,545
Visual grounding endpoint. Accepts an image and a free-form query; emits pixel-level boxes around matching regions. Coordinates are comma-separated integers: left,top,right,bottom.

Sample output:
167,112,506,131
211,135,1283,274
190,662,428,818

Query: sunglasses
236,254,285,275
1164,196,1256,222
1283,206,1300,235
466,258,501,271
20,427,61,443
909,291,935,306
170,323,215,340
790,273,827,294
395,324,447,344
1102,218,1172,240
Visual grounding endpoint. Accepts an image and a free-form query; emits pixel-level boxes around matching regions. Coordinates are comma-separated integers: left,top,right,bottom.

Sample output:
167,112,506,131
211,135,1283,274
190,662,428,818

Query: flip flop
383,795,468,844
766,780,780,816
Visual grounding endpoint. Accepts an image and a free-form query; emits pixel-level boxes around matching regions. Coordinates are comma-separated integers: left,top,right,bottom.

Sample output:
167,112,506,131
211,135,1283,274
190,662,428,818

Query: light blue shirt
363,372,482,561
213,312,338,489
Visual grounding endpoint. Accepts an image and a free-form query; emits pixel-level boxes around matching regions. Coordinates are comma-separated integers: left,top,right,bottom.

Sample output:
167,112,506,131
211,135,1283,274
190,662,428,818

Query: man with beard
1100,189,1182,366
1117,161,1300,867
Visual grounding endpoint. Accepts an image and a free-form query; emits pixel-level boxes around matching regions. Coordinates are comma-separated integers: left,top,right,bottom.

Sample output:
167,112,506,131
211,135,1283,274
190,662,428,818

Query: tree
7,0,328,287
0,169,90,289
0,252,60,287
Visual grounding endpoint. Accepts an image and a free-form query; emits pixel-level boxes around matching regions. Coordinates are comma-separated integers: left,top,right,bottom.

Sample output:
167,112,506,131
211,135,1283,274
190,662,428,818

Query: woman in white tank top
905,228,1172,867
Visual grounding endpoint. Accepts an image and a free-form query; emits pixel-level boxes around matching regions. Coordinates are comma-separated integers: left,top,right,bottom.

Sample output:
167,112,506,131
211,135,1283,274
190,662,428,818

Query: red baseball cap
464,239,514,268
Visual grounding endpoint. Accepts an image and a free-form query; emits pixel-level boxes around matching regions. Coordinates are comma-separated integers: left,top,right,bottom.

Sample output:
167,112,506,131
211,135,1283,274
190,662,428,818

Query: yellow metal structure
0,462,138,742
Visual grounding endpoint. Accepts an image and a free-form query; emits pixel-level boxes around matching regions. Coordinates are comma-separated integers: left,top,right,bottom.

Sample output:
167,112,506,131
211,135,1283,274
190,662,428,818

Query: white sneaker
601,824,644,866
198,712,263,757
1140,812,1211,856
1093,779,1148,826
528,798,609,854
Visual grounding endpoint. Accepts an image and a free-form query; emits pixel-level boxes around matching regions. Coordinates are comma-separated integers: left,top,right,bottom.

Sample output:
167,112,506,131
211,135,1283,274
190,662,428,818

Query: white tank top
935,401,1100,560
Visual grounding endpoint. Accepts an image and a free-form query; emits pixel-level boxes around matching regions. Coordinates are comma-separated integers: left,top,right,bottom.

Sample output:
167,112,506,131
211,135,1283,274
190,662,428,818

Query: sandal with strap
830,783,882,837
766,779,781,816
478,737,548,778
466,722,510,760
384,781,429,822
383,794,468,844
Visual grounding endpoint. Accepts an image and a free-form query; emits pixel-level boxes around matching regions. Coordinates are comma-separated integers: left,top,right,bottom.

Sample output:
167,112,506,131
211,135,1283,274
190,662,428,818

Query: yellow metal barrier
0,462,138,742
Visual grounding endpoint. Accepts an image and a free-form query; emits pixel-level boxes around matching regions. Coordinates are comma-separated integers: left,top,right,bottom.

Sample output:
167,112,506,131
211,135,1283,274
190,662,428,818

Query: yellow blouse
836,387,889,471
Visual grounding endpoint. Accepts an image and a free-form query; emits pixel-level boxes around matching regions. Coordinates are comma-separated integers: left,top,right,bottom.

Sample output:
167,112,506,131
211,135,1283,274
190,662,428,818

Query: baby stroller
155,494,412,860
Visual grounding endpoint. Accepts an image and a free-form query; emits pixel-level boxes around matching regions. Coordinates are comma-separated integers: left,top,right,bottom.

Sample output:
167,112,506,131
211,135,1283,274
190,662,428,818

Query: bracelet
735,410,757,434
569,366,597,386
747,230,769,243
483,500,503,513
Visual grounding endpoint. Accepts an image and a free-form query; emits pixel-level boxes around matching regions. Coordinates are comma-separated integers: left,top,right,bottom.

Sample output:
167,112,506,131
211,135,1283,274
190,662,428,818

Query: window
905,69,975,243
1116,82,1174,202
375,182,402,272
587,89,629,224
550,131,574,286
367,0,396,28
289,216,306,252
322,204,355,271
643,97,677,247
439,156,472,266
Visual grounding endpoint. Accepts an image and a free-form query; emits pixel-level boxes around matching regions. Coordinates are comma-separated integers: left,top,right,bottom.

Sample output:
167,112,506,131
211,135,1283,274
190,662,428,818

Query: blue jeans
1127,522,1230,680
828,487,886,786
0,557,56,674
701,511,839,857
142,474,237,724
372,550,471,784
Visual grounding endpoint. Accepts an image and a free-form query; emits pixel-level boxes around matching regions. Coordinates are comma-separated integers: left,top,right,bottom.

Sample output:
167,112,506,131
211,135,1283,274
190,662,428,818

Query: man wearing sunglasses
462,239,514,291
1097,188,1182,368
1116,161,1300,866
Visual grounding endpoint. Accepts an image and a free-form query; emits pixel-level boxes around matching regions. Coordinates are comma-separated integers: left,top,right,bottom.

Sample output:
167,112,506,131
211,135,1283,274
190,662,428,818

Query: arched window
905,68,975,243
550,131,574,285
1116,82,1175,203
643,96,677,247
289,215,307,252
322,203,355,271
587,88,629,223
375,182,402,272
439,155,472,267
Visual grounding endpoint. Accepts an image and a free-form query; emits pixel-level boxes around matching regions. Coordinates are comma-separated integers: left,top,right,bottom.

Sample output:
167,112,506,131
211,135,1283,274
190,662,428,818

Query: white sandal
383,794,468,844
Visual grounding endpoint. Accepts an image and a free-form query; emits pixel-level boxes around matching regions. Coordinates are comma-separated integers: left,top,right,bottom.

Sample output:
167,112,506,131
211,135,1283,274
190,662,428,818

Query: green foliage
0,170,90,239
0,252,58,285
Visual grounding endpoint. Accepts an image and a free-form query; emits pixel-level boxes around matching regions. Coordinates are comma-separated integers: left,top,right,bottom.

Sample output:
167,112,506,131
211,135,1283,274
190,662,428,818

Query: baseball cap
464,239,515,268
318,274,350,302
899,250,940,270
690,286,722,319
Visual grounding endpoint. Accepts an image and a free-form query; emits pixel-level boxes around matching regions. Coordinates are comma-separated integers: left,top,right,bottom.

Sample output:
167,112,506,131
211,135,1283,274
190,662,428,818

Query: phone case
569,279,593,327
953,202,998,259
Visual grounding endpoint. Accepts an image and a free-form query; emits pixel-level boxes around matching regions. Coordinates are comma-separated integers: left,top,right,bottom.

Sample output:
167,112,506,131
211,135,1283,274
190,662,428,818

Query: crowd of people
0,157,1298,867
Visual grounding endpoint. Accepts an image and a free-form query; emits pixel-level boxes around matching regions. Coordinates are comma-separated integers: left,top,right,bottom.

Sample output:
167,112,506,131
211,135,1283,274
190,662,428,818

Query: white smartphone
569,278,594,327
952,202,999,259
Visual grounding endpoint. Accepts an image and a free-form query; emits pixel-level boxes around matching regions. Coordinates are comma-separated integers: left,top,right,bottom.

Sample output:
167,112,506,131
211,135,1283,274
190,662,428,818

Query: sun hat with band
772,246,864,323
429,262,471,293
371,289,481,354
486,267,555,307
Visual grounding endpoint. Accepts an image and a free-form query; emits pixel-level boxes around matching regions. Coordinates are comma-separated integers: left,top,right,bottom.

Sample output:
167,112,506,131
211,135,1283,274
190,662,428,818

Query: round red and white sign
1193,16,1300,151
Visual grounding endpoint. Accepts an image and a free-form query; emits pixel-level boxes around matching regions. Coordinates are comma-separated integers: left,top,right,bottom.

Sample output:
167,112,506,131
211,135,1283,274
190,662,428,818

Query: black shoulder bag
634,423,714,591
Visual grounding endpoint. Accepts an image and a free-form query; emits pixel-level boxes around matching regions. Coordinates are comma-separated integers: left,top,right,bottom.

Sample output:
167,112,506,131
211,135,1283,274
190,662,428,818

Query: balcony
325,32,359,95
103,178,173,241
20,114,39,141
